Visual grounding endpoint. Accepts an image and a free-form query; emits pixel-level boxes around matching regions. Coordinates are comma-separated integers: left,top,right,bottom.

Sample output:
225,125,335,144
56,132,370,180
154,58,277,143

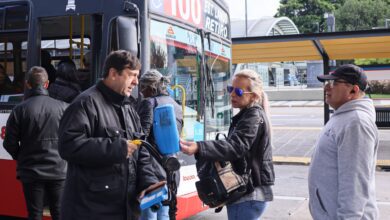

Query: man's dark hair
102,50,141,78
27,66,48,89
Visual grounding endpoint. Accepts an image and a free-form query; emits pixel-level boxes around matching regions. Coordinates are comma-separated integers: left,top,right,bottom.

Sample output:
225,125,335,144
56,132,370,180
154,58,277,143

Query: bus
0,0,232,219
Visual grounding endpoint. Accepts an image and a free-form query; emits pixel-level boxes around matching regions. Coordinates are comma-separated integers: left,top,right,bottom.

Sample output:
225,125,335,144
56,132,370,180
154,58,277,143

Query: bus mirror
116,16,138,56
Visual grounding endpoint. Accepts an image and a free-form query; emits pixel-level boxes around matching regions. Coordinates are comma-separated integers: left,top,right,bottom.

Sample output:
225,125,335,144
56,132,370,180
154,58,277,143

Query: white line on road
274,196,390,206
273,127,322,130
275,195,307,201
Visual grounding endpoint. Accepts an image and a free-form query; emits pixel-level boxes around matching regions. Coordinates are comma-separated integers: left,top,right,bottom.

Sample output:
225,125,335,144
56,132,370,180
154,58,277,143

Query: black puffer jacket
58,81,158,220
49,60,81,103
196,104,275,187
4,87,68,180
48,78,81,103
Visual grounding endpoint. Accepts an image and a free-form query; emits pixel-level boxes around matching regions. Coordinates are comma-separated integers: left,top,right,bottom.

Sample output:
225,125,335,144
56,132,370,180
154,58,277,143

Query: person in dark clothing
78,51,92,90
58,50,160,220
137,69,183,147
3,66,68,220
48,58,81,103
136,70,183,220
180,69,275,220
0,64,13,94
40,50,56,85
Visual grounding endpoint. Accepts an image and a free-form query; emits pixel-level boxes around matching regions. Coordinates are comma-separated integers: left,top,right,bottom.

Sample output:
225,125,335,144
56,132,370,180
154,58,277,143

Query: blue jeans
140,205,169,220
227,201,267,220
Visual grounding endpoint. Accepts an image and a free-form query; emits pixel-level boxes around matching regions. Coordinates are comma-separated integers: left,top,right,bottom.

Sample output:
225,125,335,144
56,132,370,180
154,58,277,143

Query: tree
335,0,390,31
335,0,390,65
276,0,345,33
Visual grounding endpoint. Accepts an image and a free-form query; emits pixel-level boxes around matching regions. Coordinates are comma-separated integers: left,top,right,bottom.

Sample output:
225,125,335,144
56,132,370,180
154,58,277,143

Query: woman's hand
180,139,199,155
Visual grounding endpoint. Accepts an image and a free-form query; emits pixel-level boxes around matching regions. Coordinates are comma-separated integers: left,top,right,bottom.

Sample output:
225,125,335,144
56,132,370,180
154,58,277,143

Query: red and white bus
0,0,232,219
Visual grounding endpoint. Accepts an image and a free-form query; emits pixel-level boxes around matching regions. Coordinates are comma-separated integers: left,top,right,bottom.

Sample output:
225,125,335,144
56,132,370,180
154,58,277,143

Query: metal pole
324,56,330,124
245,0,248,37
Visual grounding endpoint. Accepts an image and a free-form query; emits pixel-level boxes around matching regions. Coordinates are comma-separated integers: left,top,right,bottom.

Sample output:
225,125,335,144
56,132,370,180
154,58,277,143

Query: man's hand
137,181,167,201
127,141,140,158
180,139,199,155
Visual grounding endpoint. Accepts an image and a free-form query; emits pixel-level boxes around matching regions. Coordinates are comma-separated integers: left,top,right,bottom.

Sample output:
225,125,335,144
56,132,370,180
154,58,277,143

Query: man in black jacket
4,66,68,220
58,50,159,220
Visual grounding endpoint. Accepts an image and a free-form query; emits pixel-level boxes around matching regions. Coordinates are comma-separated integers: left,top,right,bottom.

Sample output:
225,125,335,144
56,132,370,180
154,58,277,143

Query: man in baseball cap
317,64,368,92
308,63,378,219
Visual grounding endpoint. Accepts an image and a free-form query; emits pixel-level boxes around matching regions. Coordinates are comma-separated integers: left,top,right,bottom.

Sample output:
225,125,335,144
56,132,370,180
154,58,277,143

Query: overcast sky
225,0,280,20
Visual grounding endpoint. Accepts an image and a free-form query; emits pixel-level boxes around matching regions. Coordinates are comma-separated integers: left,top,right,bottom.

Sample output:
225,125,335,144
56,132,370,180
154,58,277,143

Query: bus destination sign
149,0,230,39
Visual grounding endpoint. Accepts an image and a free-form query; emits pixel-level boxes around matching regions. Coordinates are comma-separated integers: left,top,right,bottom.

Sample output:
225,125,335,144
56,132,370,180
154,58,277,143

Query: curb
273,156,311,165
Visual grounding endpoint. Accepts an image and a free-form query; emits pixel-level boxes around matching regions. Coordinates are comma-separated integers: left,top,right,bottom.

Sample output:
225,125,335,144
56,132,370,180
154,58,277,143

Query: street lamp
245,0,248,37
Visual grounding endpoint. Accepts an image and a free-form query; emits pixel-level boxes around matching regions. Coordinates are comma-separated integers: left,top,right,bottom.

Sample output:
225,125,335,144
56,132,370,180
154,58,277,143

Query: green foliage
369,80,390,94
277,0,344,33
277,0,390,34
277,0,390,64
334,0,390,65
370,93,390,98
355,58,390,65
335,0,390,31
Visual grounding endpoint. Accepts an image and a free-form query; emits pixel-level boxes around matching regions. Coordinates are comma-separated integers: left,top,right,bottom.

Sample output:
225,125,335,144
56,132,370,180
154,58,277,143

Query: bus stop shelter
232,28,390,126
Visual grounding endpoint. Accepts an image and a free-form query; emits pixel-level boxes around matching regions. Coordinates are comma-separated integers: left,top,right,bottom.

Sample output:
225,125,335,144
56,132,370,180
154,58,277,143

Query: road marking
273,127,322,130
275,195,307,201
273,132,304,154
378,201,390,206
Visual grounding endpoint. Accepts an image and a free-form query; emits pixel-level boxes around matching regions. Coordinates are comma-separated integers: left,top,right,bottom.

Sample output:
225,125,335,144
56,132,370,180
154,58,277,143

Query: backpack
195,133,252,209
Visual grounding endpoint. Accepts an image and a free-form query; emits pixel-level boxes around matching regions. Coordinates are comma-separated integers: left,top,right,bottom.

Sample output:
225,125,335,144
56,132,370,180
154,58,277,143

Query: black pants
21,179,65,220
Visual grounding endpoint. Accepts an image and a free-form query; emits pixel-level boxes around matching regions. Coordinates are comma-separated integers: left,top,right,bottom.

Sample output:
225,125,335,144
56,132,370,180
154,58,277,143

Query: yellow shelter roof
232,29,390,64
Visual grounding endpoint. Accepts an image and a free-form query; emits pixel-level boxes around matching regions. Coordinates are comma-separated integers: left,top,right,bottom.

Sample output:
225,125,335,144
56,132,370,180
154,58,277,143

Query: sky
225,0,280,20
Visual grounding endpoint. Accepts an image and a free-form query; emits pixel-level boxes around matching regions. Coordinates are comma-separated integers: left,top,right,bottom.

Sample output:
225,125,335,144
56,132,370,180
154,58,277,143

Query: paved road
270,107,323,127
188,165,390,220
270,107,390,161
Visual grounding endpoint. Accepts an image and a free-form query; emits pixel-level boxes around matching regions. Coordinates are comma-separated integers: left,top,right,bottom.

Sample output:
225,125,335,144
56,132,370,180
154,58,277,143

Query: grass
369,94,390,99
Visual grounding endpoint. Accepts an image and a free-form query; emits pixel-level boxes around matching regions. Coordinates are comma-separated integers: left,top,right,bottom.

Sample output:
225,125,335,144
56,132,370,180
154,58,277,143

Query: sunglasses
226,85,253,97
324,79,351,88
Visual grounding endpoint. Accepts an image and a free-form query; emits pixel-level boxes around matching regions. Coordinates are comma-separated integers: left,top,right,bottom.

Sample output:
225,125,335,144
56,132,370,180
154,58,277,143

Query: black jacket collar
232,104,261,123
25,86,49,99
97,80,131,106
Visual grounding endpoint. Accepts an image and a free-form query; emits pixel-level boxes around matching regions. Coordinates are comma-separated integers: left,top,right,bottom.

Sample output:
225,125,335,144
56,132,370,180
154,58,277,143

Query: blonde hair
233,69,270,115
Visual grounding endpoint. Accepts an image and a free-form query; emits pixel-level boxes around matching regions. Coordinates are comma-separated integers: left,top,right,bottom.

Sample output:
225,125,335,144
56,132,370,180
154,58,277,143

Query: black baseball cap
317,64,368,91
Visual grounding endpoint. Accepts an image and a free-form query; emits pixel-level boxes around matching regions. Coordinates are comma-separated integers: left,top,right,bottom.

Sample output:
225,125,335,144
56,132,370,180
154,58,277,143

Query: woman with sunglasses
180,69,275,220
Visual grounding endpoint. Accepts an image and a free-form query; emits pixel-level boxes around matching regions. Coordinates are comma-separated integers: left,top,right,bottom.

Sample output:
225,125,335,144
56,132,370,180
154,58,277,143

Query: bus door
33,14,138,87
